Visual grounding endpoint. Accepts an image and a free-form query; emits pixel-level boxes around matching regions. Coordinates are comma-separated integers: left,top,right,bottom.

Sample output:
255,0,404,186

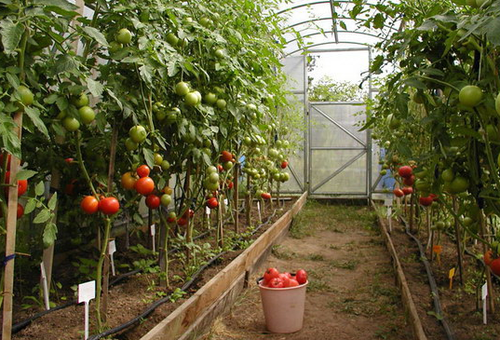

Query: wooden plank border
141,192,308,340
372,201,428,340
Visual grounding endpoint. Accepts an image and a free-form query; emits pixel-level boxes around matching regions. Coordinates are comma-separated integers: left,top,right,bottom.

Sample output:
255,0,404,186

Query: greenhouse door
308,102,370,198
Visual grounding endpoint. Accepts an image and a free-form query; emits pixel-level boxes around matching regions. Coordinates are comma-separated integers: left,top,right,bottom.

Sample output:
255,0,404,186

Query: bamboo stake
2,112,23,340
245,174,251,226
479,211,495,312
233,163,239,233
453,197,464,286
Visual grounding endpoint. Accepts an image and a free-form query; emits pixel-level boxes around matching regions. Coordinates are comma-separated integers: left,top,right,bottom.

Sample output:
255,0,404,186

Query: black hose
12,301,75,334
400,217,456,340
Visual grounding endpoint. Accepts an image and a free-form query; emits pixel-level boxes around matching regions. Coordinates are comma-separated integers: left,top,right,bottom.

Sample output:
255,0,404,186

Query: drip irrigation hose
88,208,279,340
12,208,245,334
400,217,456,340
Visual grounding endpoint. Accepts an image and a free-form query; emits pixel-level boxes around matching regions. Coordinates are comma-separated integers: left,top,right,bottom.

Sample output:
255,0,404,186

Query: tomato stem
95,217,112,330
75,132,99,198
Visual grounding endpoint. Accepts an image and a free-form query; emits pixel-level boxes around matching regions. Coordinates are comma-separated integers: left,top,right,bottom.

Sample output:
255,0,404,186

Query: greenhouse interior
0,0,499,339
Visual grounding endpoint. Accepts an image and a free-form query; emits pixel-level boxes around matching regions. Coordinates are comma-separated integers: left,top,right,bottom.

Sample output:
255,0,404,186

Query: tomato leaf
34,209,51,224
82,26,109,47
42,222,58,248
48,192,57,211
0,114,21,158
52,54,78,75
24,198,36,215
15,170,37,181
139,65,154,86
33,0,78,11
35,181,45,197
143,148,155,168
86,78,104,97
106,89,123,110
24,107,49,139
0,19,24,55
486,18,500,47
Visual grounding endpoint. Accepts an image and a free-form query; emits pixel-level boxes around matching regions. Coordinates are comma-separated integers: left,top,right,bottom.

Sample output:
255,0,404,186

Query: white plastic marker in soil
257,201,262,223
151,224,156,253
482,283,488,324
78,280,96,340
109,240,117,276
224,198,229,207
206,206,211,216
40,262,50,310
384,198,393,232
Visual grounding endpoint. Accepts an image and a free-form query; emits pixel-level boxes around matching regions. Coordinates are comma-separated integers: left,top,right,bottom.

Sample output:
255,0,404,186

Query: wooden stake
2,111,23,340
233,163,239,233
479,211,495,312
453,197,464,286
245,175,251,226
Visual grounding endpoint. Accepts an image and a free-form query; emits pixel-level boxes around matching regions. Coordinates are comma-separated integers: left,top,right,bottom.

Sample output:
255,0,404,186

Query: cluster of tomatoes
393,164,440,207
1,154,28,219
80,195,120,216
260,267,308,289
484,249,500,276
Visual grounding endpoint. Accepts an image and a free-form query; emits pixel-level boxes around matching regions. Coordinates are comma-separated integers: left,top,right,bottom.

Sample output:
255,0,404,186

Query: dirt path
201,201,413,340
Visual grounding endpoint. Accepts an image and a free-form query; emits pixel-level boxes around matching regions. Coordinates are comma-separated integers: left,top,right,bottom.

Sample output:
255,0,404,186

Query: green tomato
214,48,225,58
495,93,500,116
166,33,179,46
449,176,469,194
175,82,190,96
154,153,163,165
161,160,170,171
281,172,290,182
63,117,80,131
17,85,34,106
459,85,482,107
108,41,123,53
199,17,211,27
216,99,227,109
204,92,217,105
79,106,95,124
207,166,217,174
73,93,89,108
441,168,455,182
386,114,401,130
116,28,132,44
160,194,172,207
208,172,219,183
223,161,234,171
155,110,166,121
185,92,199,106
125,138,138,151
268,148,279,159
204,179,219,191
56,109,67,119
129,125,147,143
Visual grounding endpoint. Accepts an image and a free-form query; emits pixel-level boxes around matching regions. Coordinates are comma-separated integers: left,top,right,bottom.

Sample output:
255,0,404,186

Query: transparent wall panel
282,56,305,93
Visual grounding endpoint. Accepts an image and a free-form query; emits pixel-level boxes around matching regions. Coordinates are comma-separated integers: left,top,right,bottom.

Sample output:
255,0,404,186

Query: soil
384,206,500,340
10,198,296,340
201,200,413,340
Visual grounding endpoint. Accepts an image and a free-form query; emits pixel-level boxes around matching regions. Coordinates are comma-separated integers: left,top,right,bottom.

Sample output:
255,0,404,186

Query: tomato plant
98,197,120,215
135,177,155,196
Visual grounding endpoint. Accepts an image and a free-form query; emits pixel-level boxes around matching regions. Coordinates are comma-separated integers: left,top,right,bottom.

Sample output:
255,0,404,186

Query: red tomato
485,250,494,266
182,208,194,218
398,165,413,178
287,279,299,287
281,160,288,169
65,157,74,164
4,171,28,196
146,194,160,209
167,211,177,223
403,175,415,186
217,164,224,172
99,197,120,215
264,267,280,282
295,269,308,285
17,203,24,219
135,176,155,195
402,187,413,195
268,277,284,288
490,258,500,276
393,188,404,198
206,197,218,209
177,217,188,226
227,181,234,189
220,150,233,163
429,193,439,201
419,196,433,206
81,195,99,214
261,192,271,200
136,165,150,178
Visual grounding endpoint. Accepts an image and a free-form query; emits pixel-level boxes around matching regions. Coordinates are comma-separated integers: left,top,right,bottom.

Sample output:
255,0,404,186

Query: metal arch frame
276,0,382,15
284,15,398,32
285,40,371,56
285,29,383,46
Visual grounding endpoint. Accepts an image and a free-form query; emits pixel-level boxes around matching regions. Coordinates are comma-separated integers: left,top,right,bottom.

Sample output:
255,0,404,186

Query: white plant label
108,240,116,276
150,224,156,253
40,262,50,310
482,283,488,324
387,206,392,232
224,198,229,206
78,280,96,340
205,206,211,215
257,201,262,222
384,198,393,207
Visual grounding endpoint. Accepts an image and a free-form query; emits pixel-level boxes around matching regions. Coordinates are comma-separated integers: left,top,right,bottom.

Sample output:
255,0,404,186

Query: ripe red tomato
64,157,74,164
490,258,500,276
136,165,150,178
227,181,234,189
264,267,280,282
261,192,271,200
17,203,24,219
4,171,28,196
135,176,155,195
81,196,99,214
268,277,284,288
281,160,288,169
419,196,433,206
429,193,439,201
295,269,308,285
220,150,233,162
403,175,415,186
286,279,299,287
398,165,413,178
177,217,188,226
99,197,120,215
206,197,218,209
393,188,404,198
121,172,137,190
485,250,494,266
402,187,413,195
217,164,224,172
146,194,160,209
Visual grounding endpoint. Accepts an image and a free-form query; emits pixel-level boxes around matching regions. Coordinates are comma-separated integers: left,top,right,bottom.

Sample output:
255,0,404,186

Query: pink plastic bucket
258,280,308,333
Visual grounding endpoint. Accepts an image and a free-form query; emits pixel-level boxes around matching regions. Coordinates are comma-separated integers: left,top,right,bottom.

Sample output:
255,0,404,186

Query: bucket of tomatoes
257,267,308,334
